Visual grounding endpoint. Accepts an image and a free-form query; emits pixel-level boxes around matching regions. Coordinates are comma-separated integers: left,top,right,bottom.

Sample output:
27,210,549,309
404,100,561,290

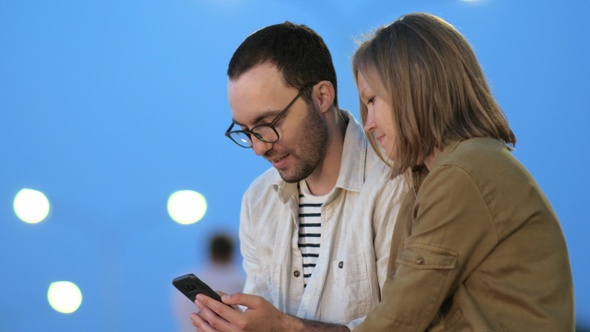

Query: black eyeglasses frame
224,83,317,148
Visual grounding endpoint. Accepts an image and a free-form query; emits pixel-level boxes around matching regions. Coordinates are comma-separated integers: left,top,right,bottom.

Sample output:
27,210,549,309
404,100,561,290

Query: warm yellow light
167,190,207,224
13,188,51,224
47,281,83,314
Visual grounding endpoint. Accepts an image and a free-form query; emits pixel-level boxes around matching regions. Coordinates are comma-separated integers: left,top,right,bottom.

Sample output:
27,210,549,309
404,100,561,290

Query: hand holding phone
172,273,237,311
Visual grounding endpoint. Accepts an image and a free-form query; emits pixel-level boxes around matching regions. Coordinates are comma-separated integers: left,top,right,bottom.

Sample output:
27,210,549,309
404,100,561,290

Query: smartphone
172,273,224,303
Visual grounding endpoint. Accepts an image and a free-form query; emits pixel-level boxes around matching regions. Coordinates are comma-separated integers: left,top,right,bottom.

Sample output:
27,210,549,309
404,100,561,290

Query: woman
352,13,574,331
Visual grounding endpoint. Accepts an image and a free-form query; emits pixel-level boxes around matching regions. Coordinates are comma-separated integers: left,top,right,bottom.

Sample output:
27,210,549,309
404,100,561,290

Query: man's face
227,63,328,183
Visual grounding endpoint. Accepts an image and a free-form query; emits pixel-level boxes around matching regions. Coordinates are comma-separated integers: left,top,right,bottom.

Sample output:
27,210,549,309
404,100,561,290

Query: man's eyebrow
232,109,281,128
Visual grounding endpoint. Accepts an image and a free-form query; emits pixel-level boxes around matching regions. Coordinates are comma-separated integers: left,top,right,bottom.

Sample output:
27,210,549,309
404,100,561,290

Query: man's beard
268,103,329,183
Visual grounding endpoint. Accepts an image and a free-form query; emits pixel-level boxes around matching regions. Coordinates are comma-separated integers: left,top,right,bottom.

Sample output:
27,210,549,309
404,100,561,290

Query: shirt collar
272,110,369,202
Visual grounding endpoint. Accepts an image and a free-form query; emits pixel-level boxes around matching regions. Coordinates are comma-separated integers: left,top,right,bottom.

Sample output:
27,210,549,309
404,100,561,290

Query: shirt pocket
248,263,281,304
393,243,457,324
329,253,373,322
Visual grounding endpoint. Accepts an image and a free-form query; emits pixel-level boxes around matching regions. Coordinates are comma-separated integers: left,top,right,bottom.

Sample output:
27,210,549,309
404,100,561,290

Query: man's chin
277,166,314,184
278,170,300,183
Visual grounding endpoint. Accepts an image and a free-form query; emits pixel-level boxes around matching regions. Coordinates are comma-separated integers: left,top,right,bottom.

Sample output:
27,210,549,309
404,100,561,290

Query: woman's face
356,70,397,160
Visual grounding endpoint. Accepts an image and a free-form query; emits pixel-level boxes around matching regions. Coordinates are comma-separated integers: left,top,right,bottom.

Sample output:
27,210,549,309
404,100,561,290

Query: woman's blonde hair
353,13,516,176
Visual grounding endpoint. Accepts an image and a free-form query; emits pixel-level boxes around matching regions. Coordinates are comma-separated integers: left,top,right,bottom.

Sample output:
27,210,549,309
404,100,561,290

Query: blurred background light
47,281,83,314
167,190,207,225
13,188,51,224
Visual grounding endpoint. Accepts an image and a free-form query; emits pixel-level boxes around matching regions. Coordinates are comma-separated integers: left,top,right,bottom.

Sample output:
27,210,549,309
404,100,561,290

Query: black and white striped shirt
298,180,331,287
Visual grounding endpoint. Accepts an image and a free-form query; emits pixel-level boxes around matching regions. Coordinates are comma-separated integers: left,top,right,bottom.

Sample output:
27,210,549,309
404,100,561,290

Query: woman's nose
364,111,376,133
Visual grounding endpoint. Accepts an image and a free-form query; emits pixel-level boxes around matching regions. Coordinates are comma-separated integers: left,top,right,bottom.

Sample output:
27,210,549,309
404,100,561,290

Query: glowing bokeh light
13,188,51,224
47,281,83,314
167,190,207,224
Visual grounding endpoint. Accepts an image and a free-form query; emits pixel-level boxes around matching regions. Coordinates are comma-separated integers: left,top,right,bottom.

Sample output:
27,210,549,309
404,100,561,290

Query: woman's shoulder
439,137,512,168
430,137,525,189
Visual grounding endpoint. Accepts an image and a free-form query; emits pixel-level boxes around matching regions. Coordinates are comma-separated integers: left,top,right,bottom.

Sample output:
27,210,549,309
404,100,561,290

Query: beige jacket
355,137,574,331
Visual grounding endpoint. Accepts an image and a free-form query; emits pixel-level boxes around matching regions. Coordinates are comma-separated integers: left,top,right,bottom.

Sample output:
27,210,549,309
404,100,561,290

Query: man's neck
305,111,348,196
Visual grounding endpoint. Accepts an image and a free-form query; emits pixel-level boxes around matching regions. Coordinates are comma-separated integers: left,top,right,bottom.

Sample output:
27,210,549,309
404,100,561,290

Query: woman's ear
313,81,335,113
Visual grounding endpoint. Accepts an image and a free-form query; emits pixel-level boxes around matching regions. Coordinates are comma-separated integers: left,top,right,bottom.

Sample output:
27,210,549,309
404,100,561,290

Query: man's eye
366,97,375,105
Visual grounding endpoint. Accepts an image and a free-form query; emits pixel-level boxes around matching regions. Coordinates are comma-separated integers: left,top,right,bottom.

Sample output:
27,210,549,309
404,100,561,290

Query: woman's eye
366,97,375,105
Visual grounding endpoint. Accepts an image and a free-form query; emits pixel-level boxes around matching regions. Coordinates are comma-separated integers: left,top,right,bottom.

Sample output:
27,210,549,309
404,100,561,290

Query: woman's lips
377,135,385,145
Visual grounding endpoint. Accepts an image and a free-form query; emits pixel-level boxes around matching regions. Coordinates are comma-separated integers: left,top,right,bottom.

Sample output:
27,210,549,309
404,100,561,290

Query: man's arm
373,173,409,289
192,293,349,332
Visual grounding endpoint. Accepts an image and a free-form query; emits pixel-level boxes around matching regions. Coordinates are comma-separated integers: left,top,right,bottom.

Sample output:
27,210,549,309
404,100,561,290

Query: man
191,22,407,331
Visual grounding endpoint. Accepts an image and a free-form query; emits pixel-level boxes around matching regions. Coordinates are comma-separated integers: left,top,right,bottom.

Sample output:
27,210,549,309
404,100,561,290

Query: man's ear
312,81,335,114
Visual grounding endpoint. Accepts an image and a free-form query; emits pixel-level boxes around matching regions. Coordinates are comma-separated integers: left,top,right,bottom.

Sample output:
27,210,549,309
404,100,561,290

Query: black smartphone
172,273,223,303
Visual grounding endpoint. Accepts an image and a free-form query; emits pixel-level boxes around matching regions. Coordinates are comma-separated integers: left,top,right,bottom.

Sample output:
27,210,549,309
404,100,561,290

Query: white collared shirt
239,111,408,328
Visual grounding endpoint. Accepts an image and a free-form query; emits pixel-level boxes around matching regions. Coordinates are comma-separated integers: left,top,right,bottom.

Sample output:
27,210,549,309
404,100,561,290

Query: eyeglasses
225,83,316,148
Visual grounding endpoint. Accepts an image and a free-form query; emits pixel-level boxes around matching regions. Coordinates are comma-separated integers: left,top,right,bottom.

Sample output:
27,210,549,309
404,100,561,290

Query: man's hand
191,292,301,332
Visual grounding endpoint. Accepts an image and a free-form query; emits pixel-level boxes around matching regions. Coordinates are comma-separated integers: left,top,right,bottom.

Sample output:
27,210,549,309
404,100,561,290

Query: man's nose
251,137,273,156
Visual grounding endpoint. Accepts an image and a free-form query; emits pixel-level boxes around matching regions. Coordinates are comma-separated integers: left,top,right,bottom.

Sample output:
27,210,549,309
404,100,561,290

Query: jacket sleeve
355,165,498,331
239,190,273,301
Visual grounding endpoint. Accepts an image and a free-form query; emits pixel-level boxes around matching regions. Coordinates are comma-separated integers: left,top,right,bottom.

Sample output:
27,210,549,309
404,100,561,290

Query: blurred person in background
173,233,245,332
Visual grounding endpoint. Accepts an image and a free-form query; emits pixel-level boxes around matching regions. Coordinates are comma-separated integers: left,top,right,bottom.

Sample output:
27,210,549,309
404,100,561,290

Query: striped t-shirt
297,180,332,287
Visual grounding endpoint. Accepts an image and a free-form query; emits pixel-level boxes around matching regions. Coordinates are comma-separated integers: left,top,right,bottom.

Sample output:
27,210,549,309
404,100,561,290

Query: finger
220,292,260,308
195,296,237,332
191,312,216,332
197,294,237,318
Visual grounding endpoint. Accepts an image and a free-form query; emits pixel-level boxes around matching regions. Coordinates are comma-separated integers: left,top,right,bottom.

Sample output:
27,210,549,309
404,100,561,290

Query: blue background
1,0,588,330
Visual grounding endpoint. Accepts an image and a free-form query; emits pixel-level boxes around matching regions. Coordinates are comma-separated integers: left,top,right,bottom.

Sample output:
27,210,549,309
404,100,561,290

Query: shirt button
338,261,344,269
294,270,301,277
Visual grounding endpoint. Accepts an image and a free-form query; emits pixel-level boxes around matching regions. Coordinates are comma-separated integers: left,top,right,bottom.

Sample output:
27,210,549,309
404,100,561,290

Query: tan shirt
355,137,574,331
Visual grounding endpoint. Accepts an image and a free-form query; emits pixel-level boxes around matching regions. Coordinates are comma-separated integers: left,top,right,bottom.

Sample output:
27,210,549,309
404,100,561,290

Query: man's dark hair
228,21,338,107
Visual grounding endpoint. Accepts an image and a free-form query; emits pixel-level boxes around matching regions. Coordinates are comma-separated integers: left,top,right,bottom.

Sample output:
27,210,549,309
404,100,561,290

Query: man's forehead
227,82,291,126
228,64,287,94
226,62,304,127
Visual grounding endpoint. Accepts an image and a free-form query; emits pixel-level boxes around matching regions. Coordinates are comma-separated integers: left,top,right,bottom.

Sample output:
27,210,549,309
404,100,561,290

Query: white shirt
239,111,408,329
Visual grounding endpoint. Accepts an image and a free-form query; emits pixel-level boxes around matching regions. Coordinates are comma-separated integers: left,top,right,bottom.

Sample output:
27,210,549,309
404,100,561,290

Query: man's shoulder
362,144,399,185
245,167,279,195
362,158,408,201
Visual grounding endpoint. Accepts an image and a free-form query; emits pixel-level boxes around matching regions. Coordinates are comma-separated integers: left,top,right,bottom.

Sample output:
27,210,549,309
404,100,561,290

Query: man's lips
268,154,289,169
